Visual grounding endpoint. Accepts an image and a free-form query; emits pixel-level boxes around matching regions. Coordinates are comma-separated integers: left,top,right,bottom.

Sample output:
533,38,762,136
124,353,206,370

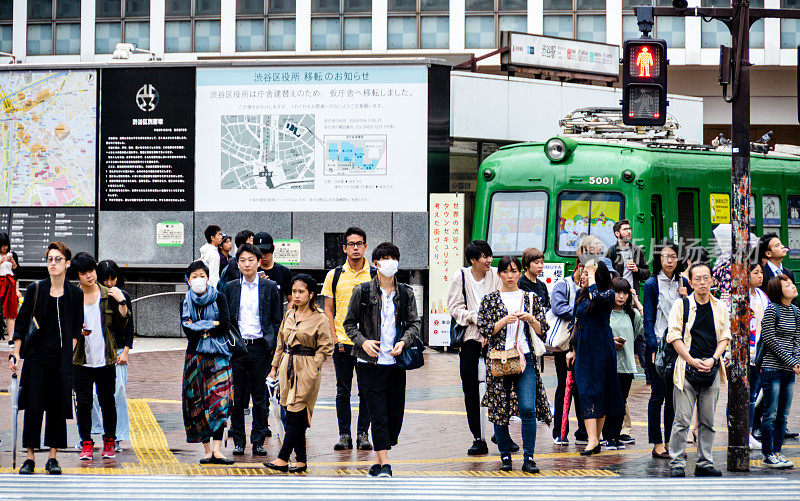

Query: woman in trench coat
265,274,334,473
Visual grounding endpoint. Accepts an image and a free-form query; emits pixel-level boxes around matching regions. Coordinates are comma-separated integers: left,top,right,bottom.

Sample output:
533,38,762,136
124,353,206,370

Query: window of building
165,0,221,52
622,1,684,48
236,0,296,51
96,1,150,54
0,2,11,53
781,0,800,48
387,0,449,50
27,0,81,55
488,191,549,255
701,0,763,49
311,0,372,50
543,0,605,43
465,0,525,50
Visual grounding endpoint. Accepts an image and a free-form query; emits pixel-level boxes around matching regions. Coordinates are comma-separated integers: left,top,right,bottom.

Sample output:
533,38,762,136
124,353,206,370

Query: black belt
286,345,317,386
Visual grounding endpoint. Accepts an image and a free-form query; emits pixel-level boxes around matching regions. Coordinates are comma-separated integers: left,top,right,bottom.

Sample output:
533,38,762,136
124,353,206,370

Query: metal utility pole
635,1,800,472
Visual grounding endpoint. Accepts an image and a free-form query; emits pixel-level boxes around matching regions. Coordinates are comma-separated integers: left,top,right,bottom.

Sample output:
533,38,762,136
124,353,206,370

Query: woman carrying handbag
478,256,551,474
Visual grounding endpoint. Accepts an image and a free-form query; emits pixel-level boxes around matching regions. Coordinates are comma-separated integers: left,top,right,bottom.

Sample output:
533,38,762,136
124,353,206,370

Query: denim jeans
493,353,537,459
760,369,795,456
647,350,675,445
748,364,760,433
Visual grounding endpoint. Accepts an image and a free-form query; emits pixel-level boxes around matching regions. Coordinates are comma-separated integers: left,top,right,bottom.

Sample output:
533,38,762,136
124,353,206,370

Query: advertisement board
501,31,620,76
428,193,465,347
194,66,428,212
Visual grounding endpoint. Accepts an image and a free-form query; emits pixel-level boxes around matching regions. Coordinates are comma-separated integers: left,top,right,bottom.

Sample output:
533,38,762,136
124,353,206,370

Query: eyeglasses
662,254,678,261
346,241,365,248
46,256,64,264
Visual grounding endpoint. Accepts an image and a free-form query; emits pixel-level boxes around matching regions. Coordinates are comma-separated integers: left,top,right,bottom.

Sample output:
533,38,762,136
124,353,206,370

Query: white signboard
428,193,466,347
541,262,566,296
502,31,620,77
195,66,428,212
273,239,300,265
156,221,184,247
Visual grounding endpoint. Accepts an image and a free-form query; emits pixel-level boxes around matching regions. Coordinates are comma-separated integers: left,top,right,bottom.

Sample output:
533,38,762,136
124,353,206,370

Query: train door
651,195,663,242
676,189,700,244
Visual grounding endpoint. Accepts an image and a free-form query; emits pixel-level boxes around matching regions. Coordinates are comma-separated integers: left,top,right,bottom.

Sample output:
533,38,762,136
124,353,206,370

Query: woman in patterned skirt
181,260,234,465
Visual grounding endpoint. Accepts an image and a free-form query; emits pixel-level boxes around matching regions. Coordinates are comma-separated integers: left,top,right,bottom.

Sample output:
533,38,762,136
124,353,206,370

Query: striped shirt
760,303,800,371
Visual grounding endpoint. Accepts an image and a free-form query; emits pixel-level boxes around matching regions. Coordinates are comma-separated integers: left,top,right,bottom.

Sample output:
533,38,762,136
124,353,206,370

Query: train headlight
544,137,576,163
483,168,495,181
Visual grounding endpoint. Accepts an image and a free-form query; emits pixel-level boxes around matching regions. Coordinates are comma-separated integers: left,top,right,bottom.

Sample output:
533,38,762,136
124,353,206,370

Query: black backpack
331,264,377,316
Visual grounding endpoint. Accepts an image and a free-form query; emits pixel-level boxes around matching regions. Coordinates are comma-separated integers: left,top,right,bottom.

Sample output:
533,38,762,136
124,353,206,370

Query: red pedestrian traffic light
622,38,668,126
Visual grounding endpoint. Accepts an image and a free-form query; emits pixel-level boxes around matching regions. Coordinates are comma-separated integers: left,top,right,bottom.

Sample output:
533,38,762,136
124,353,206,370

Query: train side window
651,195,663,242
677,190,698,244
762,194,782,246
487,191,548,256
555,191,625,256
788,195,800,259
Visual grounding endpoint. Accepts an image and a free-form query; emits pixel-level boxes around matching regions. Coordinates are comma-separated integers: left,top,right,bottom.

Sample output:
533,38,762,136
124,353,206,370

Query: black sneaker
356,433,373,451
367,464,381,477
521,458,540,474
264,427,272,438
574,435,589,446
669,467,685,478
785,430,799,439
252,444,267,456
467,439,488,456
618,434,635,445
491,435,520,453
19,459,35,475
232,444,245,456
695,465,723,477
377,464,392,477
500,454,513,472
334,434,353,451
45,458,62,475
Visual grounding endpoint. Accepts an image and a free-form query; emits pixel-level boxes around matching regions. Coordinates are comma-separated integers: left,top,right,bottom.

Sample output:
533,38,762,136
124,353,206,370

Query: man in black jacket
224,243,283,456
605,219,651,291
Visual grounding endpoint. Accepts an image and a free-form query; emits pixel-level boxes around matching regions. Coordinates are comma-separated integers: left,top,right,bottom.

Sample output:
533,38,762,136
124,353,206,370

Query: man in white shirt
199,225,223,287
224,243,282,457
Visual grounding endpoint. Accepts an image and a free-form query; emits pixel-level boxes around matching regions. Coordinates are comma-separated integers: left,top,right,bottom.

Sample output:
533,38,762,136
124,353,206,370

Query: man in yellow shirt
321,227,376,451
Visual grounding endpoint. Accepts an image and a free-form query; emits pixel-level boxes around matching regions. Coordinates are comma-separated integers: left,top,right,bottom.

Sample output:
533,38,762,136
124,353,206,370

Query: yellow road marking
128,399,181,471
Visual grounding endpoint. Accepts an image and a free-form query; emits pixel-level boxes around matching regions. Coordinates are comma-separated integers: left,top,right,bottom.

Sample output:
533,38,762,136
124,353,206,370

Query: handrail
130,291,186,304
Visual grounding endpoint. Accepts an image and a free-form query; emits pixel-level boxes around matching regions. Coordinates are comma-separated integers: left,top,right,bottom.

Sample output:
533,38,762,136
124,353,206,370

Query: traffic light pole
635,2,800,472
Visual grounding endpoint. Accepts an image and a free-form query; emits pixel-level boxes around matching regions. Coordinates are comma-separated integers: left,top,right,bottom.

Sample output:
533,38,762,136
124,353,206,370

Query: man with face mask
343,242,421,478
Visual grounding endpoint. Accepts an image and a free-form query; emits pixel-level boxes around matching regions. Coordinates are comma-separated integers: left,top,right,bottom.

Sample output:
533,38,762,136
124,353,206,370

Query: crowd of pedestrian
4,218,799,478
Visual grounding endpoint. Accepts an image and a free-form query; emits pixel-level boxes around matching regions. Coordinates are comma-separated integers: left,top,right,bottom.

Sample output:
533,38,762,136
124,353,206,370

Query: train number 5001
588,176,613,185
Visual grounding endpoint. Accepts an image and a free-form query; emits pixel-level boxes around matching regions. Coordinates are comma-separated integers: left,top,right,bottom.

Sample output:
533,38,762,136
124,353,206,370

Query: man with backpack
321,227,376,451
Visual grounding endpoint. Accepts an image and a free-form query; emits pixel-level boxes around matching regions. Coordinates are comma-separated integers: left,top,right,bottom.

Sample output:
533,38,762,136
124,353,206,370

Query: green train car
471,136,800,276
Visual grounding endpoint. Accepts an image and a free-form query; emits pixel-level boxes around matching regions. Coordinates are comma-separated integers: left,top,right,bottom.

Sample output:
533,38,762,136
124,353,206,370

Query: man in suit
224,243,283,456
759,233,797,296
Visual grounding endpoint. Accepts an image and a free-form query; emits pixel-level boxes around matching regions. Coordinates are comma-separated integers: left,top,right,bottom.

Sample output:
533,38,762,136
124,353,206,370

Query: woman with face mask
264,274,334,473
181,260,234,465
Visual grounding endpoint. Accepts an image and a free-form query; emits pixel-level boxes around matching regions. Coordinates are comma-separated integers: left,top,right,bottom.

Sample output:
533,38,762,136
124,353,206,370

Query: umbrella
561,370,575,442
9,372,20,469
266,377,285,443
477,357,488,440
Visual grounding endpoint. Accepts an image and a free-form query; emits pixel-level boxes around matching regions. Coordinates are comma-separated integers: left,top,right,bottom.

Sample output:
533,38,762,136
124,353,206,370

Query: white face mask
377,259,399,278
190,277,208,294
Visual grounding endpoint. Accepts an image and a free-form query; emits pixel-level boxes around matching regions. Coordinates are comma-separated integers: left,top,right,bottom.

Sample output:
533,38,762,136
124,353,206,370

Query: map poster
194,66,428,212
0,70,97,207
428,193,465,347
100,68,195,211
8,207,95,265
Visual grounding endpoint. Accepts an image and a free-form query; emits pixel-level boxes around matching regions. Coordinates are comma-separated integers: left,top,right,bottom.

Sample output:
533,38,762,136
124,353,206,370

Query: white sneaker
777,454,794,468
763,455,786,468
749,435,762,450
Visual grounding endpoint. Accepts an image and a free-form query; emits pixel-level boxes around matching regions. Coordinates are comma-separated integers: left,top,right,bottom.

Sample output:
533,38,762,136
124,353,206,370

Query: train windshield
487,191,548,256
556,191,625,256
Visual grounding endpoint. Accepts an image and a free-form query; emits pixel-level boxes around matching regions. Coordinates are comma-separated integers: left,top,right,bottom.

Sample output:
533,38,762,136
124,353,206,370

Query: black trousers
202,426,225,444
552,351,588,439
603,373,634,440
333,343,370,436
459,340,483,440
74,364,116,442
230,338,270,446
277,410,308,463
647,351,675,444
360,363,406,452
22,360,68,450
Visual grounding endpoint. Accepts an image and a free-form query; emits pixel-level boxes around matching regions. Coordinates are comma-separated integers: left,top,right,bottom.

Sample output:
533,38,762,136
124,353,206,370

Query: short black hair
759,233,780,262
465,240,492,265
372,242,400,262
236,242,262,262
688,262,711,280
234,230,254,247
97,260,124,288
186,260,209,278
291,273,320,311
652,239,683,280
613,219,631,234
70,252,98,274
345,227,367,244
497,255,522,274
0,232,9,251
204,225,222,243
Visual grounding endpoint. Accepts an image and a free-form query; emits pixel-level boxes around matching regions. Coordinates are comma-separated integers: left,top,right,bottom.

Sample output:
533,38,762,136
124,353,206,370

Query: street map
220,114,316,190
0,70,97,206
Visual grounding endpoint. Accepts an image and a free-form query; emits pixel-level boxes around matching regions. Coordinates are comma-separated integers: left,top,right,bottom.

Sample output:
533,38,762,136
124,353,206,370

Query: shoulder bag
394,283,424,370
488,294,525,377
450,269,468,348
544,280,572,352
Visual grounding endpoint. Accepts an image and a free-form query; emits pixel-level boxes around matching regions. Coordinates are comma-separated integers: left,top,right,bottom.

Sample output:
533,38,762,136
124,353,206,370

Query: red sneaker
79,440,94,460
102,437,116,459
